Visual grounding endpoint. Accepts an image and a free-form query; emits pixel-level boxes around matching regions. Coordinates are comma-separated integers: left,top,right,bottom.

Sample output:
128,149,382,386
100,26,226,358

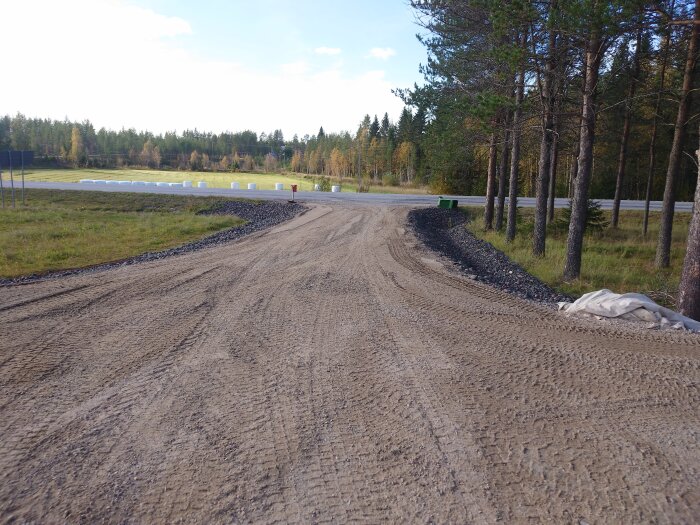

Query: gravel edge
0,200,306,286
408,207,572,307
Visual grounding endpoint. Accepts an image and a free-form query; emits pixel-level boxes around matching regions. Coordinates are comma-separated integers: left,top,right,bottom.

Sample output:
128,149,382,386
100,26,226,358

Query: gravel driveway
1,204,698,523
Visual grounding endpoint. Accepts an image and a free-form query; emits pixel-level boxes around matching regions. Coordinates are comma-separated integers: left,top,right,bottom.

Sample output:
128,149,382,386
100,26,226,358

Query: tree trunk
547,111,559,223
483,125,498,230
644,0,675,236
656,2,699,268
611,27,642,228
678,127,700,320
568,147,578,198
495,113,511,231
506,33,528,243
563,35,603,280
533,11,557,256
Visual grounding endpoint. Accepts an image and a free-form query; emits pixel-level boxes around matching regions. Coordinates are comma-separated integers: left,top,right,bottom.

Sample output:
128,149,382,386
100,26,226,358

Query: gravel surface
2,204,698,523
0,199,305,285
409,207,571,305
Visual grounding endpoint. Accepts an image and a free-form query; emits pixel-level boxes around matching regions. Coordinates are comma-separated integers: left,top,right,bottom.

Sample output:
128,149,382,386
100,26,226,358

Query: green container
438,198,458,209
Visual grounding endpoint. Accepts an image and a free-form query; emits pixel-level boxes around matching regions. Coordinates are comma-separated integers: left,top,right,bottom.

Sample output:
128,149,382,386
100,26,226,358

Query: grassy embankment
22,168,429,194
0,189,245,278
465,206,689,307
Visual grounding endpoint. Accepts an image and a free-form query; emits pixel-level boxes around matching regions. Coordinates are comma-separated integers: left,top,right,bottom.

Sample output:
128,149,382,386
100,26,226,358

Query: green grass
465,207,689,308
0,189,246,278
22,168,429,194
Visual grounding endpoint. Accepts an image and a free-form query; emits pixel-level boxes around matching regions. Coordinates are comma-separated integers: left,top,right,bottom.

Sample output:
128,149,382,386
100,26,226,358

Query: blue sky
5,0,427,138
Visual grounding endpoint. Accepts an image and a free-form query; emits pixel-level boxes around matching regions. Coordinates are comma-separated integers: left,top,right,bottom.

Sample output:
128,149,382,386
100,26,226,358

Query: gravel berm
0,199,305,286
409,207,571,305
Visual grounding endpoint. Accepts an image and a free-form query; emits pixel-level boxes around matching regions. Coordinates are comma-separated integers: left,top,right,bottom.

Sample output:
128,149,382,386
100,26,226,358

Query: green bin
438,198,458,209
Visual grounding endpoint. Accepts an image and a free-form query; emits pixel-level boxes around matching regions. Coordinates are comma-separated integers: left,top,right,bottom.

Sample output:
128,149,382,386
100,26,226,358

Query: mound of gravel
408,207,571,306
1,200,305,285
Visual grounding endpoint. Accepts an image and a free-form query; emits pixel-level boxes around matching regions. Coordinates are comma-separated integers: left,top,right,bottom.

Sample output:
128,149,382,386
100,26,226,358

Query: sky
4,0,427,138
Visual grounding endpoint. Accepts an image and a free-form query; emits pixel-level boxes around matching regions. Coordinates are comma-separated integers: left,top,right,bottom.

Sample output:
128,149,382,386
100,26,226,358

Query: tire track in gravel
0,204,698,523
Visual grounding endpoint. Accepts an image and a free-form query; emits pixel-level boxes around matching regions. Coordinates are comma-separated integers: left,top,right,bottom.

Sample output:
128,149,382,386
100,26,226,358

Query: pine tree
380,113,390,138
369,115,380,139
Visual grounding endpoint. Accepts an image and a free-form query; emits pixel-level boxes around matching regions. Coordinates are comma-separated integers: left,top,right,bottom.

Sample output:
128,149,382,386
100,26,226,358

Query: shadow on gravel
408,207,571,306
1,200,306,285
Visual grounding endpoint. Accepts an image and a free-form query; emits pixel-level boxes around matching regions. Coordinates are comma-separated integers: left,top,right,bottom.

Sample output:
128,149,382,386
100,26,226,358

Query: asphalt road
14,181,694,211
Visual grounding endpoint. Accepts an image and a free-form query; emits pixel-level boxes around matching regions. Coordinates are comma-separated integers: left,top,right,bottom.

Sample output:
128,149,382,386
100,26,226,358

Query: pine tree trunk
678,128,700,320
568,147,578,198
644,0,674,236
533,13,557,256
656,3,699,268
506,34,528,243
611,27,642,228
563,35,603,280
484,126,498,230
547,112,559,223
495,114,511,231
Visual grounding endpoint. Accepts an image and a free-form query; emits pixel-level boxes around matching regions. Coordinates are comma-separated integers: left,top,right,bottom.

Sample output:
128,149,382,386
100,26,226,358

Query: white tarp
558,289,700,332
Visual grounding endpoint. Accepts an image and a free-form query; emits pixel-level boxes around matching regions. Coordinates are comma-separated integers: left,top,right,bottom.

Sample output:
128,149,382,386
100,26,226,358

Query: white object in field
183,180,193,188
247,183,257,190
156,182,170,187
314,184,320,191
118,180,132,185
79,179,94,184
106,180,118,185
94,180,107,184
275,183,284,190
197,181,207,188
231,182,240,189
558,289,700,332
331,185,341,192
169,182,183,188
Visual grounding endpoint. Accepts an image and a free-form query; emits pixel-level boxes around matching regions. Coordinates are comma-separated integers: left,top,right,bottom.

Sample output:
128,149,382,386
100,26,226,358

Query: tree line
404,0,700,296
0,110,428,188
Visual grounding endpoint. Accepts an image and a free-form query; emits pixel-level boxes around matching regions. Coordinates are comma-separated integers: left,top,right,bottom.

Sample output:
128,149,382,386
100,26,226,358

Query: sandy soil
1,204,698,523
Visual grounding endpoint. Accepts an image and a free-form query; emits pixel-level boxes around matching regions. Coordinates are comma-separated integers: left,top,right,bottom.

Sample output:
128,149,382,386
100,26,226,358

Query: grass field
465,207,690,308
0,189,245,278
20,168,429,194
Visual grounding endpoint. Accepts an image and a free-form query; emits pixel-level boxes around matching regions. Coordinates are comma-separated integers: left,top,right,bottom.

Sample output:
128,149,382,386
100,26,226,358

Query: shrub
316,176,331,192
553,199,609,233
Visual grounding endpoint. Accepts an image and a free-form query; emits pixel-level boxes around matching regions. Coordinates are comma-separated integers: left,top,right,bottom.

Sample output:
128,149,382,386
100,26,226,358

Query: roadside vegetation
0,190,245,278
465,206,689,308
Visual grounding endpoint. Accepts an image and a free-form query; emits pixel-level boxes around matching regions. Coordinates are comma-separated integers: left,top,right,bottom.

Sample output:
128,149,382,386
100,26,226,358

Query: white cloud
368,47,396,60
281,61,311,75
314,47,342,56
3,1,403,138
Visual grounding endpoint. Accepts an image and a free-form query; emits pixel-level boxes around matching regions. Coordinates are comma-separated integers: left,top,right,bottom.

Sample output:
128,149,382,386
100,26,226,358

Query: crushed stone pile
408,207,571,306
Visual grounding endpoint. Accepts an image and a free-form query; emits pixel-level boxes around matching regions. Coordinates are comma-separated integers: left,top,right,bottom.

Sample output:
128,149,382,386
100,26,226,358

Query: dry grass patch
0,190,245,277
466,206,688,308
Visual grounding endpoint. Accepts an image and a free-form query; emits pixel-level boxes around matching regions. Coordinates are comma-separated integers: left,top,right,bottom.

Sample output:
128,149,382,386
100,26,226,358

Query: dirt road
1,205,698,523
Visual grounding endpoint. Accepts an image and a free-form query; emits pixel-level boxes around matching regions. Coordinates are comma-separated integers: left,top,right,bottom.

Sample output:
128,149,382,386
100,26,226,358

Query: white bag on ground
558,289,700,332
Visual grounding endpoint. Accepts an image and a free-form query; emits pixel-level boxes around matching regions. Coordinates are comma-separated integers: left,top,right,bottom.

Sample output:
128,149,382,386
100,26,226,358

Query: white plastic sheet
558,289,700,332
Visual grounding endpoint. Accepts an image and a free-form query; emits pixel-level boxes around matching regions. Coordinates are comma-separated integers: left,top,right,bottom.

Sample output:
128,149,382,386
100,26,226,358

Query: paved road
16,181,695,211
1,204,698,523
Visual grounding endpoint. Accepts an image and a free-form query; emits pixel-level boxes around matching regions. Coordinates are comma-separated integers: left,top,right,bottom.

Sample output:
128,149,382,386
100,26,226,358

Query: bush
553,199,609,233
382,172,399,186
316,176,331,192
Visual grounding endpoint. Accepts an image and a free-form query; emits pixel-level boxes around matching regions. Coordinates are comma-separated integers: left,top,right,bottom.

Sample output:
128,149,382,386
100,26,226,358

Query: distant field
0,189,245,278
466,207,689,307
21,168,429,194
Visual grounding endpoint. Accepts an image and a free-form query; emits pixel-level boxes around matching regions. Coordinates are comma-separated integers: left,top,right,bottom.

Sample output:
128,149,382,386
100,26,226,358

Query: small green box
438,198,458,209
